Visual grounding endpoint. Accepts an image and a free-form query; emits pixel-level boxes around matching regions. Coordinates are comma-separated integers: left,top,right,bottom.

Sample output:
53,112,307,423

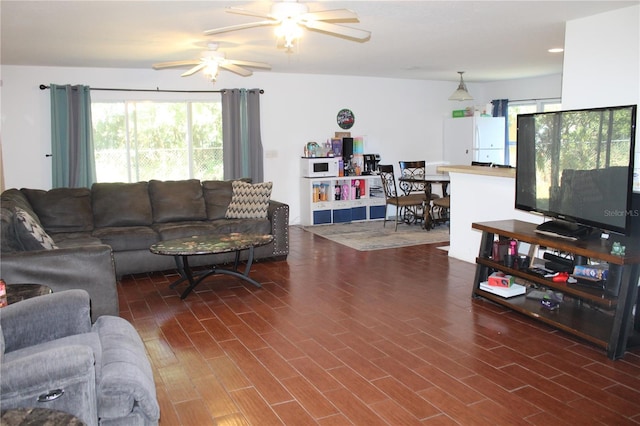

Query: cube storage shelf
300,175,386,226
472,219,640,360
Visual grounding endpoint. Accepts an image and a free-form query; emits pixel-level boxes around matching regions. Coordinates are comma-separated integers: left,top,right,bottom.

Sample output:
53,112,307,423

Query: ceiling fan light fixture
271,1,309,19
449,71,474,101
202,60,220,81
275,18,303,50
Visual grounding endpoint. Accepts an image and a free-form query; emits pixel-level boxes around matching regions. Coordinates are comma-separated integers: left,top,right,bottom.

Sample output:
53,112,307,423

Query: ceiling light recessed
548,48,564,53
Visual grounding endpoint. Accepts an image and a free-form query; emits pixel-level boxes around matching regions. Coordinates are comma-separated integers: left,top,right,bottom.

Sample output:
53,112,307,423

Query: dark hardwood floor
118,225,640,425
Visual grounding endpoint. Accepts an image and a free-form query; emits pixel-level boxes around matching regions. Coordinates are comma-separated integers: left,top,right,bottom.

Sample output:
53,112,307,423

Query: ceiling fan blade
181,63,207,77
204,20,277,36
226,59,271,70
152,60,200,70
302,9,359,22
219,63,253,77
303,20,371,41
225,6,274,20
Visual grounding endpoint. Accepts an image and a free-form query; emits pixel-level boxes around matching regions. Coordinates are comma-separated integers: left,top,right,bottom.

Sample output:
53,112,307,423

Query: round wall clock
337,108,355,129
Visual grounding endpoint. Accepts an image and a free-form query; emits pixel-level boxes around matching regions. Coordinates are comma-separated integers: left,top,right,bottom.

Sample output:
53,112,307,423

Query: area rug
301,221,449,251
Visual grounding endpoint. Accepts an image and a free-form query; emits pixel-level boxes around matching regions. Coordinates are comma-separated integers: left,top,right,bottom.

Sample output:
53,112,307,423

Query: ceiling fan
152,44,271,82
203,0,371,51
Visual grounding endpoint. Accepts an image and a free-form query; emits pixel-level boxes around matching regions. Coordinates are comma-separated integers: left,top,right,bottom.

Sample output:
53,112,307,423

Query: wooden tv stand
472,219,640,360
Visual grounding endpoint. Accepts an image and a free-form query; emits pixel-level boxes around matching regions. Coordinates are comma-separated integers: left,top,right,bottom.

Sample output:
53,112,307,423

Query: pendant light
448,71,474,101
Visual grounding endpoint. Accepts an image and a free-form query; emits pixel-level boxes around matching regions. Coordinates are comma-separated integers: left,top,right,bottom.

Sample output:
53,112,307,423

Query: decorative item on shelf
330,138,342,157
448,71,474,101
0,279,6,308
504,239,518,268
341,183,350,201
323,140,334,157
488,272,515,288
611,242,626,256
479,281,526,298
573,264,609,280
304,141,320,157
352,179,361,199
353,136,364,154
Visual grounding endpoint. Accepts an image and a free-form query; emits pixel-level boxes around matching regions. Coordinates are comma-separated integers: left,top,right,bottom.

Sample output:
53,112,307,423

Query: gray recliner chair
0,290,160,425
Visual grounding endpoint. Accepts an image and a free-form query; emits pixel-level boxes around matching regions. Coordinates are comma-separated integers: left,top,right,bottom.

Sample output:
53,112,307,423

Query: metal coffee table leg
170,246,262,299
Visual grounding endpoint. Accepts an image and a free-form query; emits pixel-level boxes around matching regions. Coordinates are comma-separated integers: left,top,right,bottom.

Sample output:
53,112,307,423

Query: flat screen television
515,104,637,239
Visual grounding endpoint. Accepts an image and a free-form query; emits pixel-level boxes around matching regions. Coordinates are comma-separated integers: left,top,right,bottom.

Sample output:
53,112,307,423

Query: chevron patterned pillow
225,181,273,219
14,207,58,250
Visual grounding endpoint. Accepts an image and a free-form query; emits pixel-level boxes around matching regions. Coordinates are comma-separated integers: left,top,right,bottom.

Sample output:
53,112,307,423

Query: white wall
562,5,640,193
562,5,639,110
0,64,560,224
482,74,562,102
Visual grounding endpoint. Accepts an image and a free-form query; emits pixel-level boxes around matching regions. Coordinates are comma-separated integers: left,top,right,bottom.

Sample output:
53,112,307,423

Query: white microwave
301,157,340,178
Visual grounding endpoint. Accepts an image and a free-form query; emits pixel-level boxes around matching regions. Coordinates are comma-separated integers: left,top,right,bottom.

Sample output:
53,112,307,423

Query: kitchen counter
437,164,540,263
437,165,516,178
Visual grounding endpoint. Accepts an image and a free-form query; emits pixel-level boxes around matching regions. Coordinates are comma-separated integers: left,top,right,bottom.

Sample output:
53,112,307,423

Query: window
507,99,561,165
92,101,223,183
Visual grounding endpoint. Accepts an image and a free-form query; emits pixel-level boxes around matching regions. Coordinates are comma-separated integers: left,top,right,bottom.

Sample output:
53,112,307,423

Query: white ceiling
2,1,637,83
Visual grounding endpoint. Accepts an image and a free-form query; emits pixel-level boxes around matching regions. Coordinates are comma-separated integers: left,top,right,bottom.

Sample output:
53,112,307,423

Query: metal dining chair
398,160,426,195
429,195,450,228
378,164,426,231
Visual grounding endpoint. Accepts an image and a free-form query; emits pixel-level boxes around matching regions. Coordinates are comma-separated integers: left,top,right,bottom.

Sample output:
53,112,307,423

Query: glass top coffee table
150,233,274,299
0,283,53,308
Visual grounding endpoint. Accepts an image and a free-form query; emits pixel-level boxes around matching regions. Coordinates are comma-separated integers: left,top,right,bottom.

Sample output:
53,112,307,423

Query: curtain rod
507,97,559,102
39,84,264,94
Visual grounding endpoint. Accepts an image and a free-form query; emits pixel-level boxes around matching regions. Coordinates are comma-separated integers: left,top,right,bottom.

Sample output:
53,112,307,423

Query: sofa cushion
202,178,251,220
22,188,93,233
226,181,273,219
148,180,206,223
14,207,58,250
92,182,153,227
92,226,159,251
50,232,104,249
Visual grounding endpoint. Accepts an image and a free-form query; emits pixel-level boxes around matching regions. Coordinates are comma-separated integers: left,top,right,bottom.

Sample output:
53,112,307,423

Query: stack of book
480,281,526,297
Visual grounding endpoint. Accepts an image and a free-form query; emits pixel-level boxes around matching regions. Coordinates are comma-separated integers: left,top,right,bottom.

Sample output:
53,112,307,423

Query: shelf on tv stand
471,219,640,360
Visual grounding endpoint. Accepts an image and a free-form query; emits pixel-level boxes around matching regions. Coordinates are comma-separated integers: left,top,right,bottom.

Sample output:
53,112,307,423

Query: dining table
398,173,450,229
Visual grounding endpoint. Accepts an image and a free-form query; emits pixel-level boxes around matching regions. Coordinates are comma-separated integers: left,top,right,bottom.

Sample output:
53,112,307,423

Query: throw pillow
202,178,252,220
14,207,58,250
225,181,273,219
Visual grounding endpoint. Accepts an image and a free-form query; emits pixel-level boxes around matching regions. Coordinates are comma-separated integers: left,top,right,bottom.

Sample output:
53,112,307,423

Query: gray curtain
221,88,264,182
492,99,509,164
50,84,96,188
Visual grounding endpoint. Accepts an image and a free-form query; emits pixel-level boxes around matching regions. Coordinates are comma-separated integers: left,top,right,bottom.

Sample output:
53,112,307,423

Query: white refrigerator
443,116,506,165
